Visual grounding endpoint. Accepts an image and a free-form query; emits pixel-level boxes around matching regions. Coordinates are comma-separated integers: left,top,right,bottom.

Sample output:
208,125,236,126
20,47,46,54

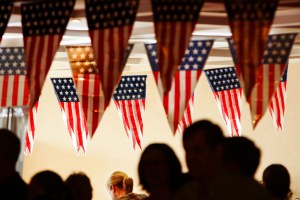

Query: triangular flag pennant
0,47,29,107
113,75,147,149
151,0,204,94
204,67,242,136
51,78,88,153
24,102,38,155
224,0,278,100
0,2,13,43
145,40,214,134
21,0,75,107
269,67,288,131
85,0,139,108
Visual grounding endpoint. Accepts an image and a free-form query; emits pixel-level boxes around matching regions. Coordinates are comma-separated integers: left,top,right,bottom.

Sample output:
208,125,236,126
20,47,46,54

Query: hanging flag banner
0,2,13,43
151,0,204,95
21,0,75,107
204,67,242,136
85,0,139,108
0,47,29,107
113,75,147,149
269,67,288,130
24,102,38,155
224,0,278,101
228,33,296,128
51,78,88,153
145,40,213,134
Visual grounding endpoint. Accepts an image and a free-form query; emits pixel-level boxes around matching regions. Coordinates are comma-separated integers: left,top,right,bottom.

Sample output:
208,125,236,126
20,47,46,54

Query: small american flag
25,102,38,155
250,34,296,127
0,47,29,107
269,67,288,130
51,78,88,153
113,75,147,149
21,0,75,107
85,0,139,107
204,67,242,136
145,40,213,133
0,2,13,43
151,0,204,94
224,0,278,100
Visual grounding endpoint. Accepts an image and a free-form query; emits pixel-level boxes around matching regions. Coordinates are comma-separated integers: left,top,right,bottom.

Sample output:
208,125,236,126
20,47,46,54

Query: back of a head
0,129,20,164
28,170,66,200
183,120,224,149
107,171,133,194
65,172,92,200
263,164,290,200
223,137,261,177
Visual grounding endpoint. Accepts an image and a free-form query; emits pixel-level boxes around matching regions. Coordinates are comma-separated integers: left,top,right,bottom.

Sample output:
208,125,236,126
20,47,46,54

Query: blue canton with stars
262,33,297,64
0,47,26,76
0,2,13,37
151,0,204,22
204,67,241,92
145,40,213,72
51,78,79,102
85,0,139,30
21,0,75,36
113,76,147,101
225,0,278,21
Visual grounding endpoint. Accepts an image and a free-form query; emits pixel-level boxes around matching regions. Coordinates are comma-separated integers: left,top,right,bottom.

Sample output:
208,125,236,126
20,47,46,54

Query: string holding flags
145,40,214,134
113,75,147,149
21,0,75,107
85,0,139,108
51,78,88,153
204,67,242,136
224,0,278,101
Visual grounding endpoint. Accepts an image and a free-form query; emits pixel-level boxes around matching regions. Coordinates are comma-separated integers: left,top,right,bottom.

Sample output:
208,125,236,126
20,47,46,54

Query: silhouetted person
0,128,28,200
27,170,66,200
65,172,93,200
263,164,292,200
138,143,184,200
107,171,147,200
223,136,261,177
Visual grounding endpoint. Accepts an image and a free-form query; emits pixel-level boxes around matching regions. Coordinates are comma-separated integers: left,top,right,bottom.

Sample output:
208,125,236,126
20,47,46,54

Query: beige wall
23,56,300,200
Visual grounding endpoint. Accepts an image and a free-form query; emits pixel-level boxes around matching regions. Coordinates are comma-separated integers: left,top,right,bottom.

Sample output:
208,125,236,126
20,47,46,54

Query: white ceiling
3,0,300,69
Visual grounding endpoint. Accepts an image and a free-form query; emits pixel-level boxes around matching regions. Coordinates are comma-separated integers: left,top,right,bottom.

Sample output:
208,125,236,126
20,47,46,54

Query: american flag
204,67,242,136
0,47,29,107
0,2,13,43
21,0,75,107
113,75,147,149
145,40,213,133
25,102,38,155
250,34,296,127
224,0,278,100
269,67,288,130
151,0,204,94
85,0,139,108
51,78,88,153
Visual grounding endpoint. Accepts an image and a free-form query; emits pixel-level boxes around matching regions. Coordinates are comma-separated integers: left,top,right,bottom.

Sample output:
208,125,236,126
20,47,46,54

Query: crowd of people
0,120,294,199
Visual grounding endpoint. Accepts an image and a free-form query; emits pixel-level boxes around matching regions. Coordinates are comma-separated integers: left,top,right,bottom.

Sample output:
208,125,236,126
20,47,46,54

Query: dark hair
65,172,92,200
263,164,291,200
183,120,224,149
223,137,261,177
138,143,182,192
0,128,20,163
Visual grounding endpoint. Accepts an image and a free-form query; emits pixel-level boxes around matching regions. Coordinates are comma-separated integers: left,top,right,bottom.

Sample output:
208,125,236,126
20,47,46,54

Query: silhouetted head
0,129,20,166
107,171,134,200
183,120,225,182
263,164,291,200
65,172,93,200
138,143,182,193
28,170,66,200
223,137,261,177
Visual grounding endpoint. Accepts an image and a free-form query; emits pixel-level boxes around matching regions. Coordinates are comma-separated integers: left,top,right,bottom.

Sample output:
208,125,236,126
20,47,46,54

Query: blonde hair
107,171,133,194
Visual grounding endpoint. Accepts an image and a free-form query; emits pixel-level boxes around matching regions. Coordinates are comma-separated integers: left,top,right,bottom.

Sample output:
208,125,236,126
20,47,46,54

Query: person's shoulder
118,193,148,200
